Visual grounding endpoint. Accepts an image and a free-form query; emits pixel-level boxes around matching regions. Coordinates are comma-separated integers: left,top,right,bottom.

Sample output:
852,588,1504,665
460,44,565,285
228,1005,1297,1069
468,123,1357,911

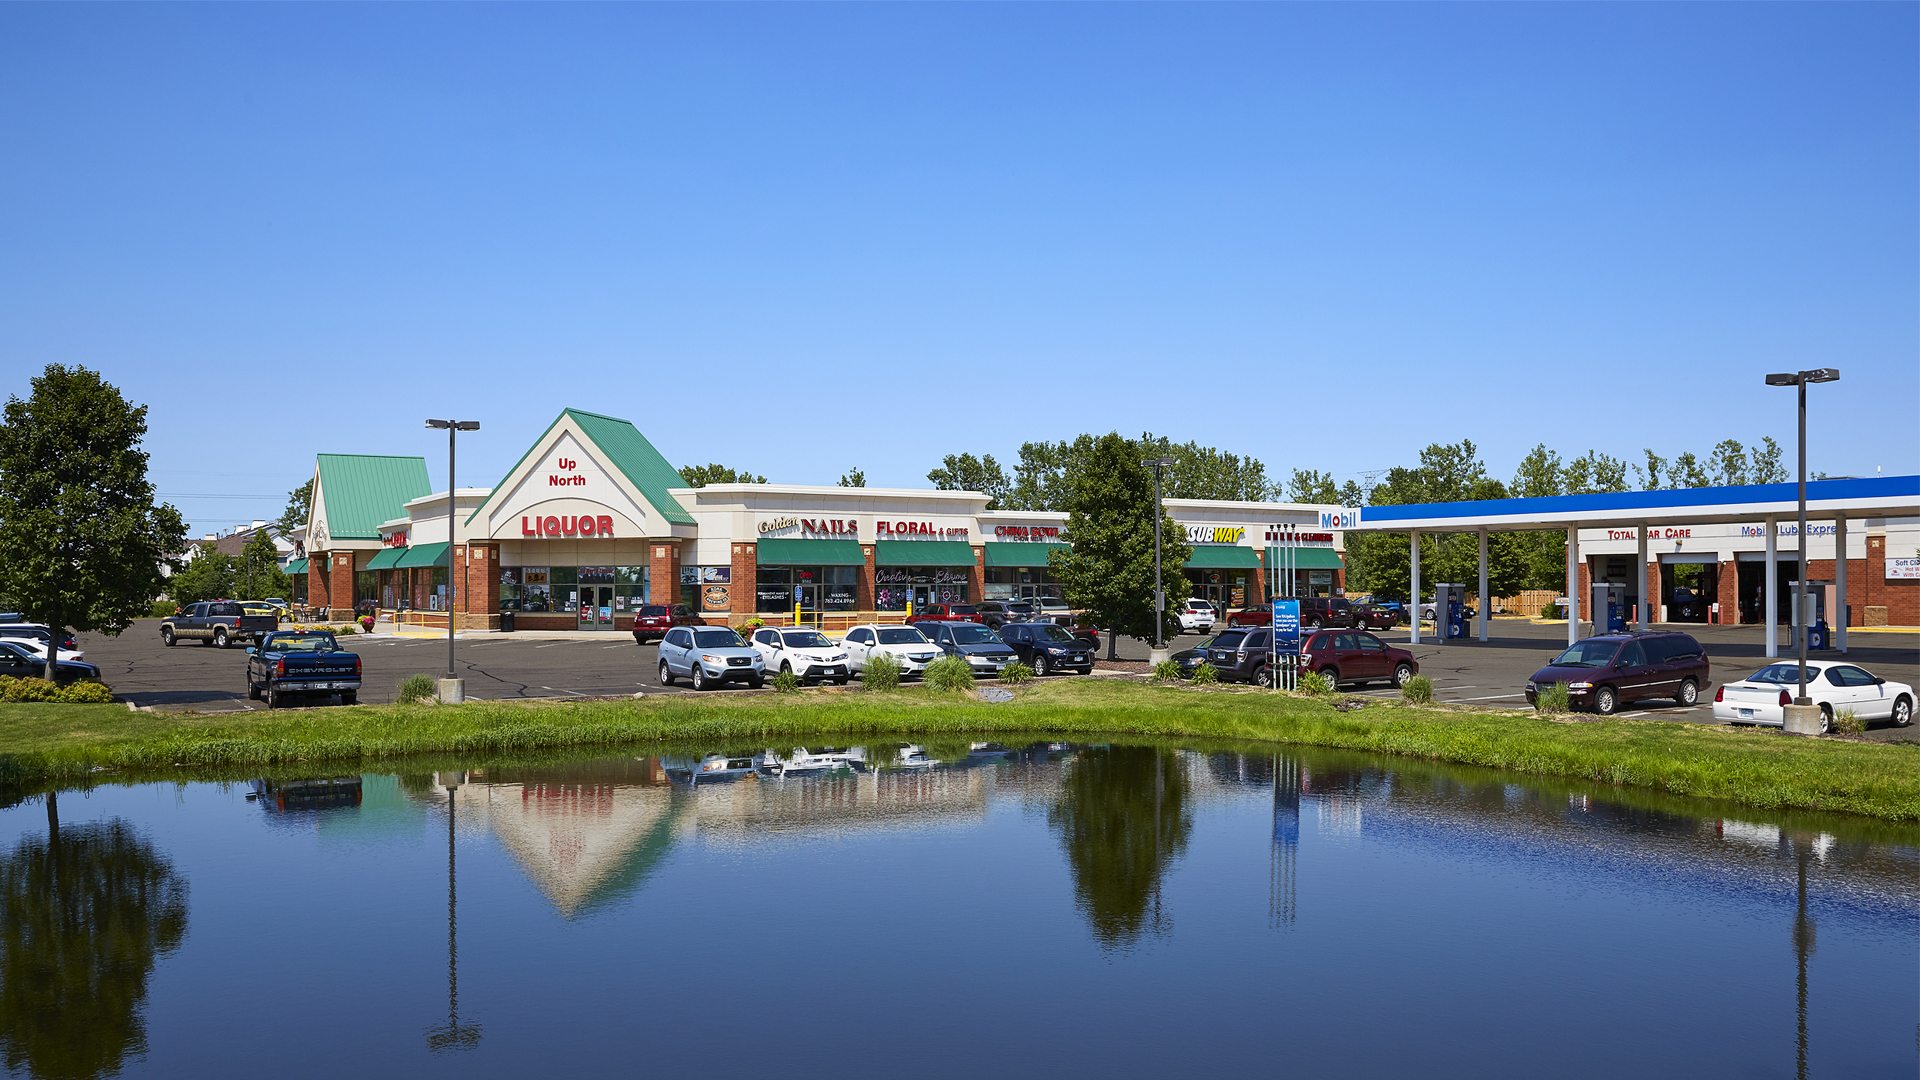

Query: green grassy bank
1,681,1916,821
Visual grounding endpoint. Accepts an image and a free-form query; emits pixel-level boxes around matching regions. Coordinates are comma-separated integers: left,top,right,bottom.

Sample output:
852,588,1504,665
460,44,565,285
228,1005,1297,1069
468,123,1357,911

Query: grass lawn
1,680,1916,821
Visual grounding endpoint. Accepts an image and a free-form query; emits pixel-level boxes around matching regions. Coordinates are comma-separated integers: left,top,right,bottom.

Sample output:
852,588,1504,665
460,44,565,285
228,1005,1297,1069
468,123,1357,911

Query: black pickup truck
162,601,280,649
245,630,362,708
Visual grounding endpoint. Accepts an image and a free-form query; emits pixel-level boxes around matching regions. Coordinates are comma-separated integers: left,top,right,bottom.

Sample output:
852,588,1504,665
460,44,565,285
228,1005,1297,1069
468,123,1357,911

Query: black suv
1299,597,1357,631
973,601,1016,630
997,621,1092,676
1203,627,1275,686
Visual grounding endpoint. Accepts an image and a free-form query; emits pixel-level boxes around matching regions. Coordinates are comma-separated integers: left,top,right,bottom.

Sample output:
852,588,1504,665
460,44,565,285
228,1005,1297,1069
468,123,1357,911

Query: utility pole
426,420,480,704
1143,457,1176,665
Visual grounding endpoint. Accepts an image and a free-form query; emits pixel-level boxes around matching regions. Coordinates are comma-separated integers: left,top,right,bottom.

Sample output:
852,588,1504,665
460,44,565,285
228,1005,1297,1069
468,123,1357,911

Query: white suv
749,626,852,685
841,624,940,677
1177,599,1216,634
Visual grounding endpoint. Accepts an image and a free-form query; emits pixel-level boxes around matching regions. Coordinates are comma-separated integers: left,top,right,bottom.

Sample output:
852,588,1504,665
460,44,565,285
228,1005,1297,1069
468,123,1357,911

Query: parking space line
1444,693,1529,702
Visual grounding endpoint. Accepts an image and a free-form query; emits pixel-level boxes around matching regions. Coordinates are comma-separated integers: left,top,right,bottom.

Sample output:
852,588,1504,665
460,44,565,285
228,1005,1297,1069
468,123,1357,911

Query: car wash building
293,407,1349,632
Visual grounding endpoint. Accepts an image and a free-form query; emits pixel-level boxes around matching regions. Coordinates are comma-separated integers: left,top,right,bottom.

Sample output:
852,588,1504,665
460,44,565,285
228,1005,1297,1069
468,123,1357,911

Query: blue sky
2,3,1913,535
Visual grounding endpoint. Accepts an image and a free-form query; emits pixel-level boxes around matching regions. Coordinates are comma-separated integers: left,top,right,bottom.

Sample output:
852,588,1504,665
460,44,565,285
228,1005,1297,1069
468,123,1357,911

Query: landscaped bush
1190,662,1219,686
1150,659,1183,683
923,655,976,692
1535,682,1570,715
998,661,1034,686
1298,670,1335,696
1834,707,1864,735
862,653,901,692
770,670,803,693
396,673,437,704
1402,674,1434,704
0,677,113,704
149,600,178,618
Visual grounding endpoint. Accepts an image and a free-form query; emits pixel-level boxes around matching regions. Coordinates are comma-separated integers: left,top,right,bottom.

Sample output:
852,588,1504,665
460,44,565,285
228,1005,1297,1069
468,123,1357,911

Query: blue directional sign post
1272,598,1301,655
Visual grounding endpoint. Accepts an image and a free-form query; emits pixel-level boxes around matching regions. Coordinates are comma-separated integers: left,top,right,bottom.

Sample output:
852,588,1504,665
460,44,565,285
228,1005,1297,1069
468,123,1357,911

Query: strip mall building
290,409,1349,631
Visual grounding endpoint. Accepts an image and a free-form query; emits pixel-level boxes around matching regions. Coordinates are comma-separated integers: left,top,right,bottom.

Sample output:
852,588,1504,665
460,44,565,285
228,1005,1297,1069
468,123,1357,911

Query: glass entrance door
797,584,819,626
579,586,613,630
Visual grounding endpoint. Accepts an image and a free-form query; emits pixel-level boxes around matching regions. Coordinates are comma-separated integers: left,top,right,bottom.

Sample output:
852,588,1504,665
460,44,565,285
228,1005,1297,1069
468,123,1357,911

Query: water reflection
1047,745,1193,950
425,772,480,1054
0,793,188,1080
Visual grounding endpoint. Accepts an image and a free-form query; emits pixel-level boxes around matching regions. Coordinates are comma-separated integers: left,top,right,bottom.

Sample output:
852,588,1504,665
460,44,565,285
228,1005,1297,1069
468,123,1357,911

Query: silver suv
659,626,765,691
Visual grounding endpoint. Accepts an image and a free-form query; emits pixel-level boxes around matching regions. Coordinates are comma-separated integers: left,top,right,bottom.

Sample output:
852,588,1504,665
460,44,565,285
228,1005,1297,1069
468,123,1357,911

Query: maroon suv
1299,630,1419,689
1525,632,1710,715
630,604,705,645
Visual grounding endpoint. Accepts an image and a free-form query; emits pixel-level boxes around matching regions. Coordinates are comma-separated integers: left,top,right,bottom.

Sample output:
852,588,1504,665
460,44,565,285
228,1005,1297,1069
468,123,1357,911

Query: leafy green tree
1751,436,1788,484
1634,450,1667,491
837,467,866,488
0,802,189,1080
1708,440,1750,486
1344,441,1530,599
0,366,187,679
926,453,1008,508
274,479,312,538
1138,435,1275,501
1286,469,1340,504
1668,451,1711,488
677,464,767,487
1048,433,1192,657
167,547,234,607
1046,745,1193,951
234,530,289,601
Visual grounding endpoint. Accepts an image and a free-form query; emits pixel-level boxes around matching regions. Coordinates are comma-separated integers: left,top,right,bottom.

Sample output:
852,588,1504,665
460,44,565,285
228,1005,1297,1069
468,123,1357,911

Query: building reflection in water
1047,745,1193,950
0,791,188,1080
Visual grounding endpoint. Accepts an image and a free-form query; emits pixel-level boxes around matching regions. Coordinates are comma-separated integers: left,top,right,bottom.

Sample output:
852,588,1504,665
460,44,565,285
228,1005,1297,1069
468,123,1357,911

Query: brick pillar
651,541,682,609
326,551,356,620
1577,558,1593,629
731,543,757,619
459,545,500,630
1717,561,1739,624
969,546,985,605
308,553,330,611
858,545,875,611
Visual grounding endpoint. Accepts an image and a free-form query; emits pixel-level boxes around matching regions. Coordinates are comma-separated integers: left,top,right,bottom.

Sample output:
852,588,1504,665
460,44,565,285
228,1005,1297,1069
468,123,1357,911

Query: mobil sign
1320,508,1360,530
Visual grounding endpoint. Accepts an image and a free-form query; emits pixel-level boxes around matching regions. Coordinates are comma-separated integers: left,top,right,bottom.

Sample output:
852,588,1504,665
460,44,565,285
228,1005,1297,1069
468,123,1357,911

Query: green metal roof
394,542,449,569
468,409,694,527
757,538,866,566
1264,547,1344,570
364,547,407,570
314,455,431,540
982,541,1070,567
873,540,976,567
1184,546,1262,569
284,558,308,575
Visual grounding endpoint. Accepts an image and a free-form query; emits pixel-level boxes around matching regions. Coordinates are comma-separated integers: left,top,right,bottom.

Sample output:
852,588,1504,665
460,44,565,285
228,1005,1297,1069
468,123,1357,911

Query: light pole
426,420,480,703
1764,369,1837,722
1143,457,1176,666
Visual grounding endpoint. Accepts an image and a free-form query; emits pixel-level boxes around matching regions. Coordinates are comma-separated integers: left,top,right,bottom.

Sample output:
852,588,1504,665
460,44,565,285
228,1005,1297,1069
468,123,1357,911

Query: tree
167,547,234,607
0,807,189,1080
926,453,1008,508
1668,452,1711,488
1286,469,1340,504
1137,435,1275,502
1751,436,1788,484
275,479,312,538
1562,450,1628,495
1046,745,1193,950
1048,433,1191,657
1343,441,1530,599
235,529,289,601
1707,440,1749,487
0,366,186,680
677,464,767,488
1634,450,1667,491
837,467,866,488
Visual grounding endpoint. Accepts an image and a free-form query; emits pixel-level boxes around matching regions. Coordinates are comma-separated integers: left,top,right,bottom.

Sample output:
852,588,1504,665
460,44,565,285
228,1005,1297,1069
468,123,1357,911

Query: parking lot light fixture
426,420,480,700
1765,369,1837,708
1142,457,1177,664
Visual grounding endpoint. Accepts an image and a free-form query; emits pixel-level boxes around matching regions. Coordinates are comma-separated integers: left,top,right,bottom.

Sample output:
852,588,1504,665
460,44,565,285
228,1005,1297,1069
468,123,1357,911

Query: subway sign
1185,525,1246,544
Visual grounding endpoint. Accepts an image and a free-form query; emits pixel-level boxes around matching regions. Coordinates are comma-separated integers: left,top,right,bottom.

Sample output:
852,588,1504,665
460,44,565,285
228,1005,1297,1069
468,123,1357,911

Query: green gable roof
315,455,432,540
469,409,694,528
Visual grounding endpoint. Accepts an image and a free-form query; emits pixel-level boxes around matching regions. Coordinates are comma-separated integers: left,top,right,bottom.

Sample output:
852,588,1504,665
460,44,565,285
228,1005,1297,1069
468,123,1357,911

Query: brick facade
650,541,682,615
1864,534,1918,626
730,544,757,619
324,551,356,620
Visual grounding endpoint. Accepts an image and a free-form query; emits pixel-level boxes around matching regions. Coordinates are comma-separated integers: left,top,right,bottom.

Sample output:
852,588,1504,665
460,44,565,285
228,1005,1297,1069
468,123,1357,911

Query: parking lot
76,617,1919,741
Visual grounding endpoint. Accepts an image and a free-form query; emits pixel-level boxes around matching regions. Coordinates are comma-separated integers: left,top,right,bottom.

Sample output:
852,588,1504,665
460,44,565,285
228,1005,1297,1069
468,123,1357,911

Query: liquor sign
1272,599,1300,656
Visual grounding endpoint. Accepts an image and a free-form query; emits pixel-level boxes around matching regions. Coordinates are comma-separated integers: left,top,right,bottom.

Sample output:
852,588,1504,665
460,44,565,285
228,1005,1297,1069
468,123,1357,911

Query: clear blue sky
2,3,1913,535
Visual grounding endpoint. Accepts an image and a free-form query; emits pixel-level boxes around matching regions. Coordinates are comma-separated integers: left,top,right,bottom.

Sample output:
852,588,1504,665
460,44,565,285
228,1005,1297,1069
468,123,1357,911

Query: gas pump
1591,583,1626,634
1435,584,1467,640
1789,580,1829,651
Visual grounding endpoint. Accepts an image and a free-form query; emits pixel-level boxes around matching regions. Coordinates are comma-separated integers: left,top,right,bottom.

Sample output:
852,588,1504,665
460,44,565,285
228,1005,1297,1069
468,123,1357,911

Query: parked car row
656,617,1098,690
1194,628,1422,690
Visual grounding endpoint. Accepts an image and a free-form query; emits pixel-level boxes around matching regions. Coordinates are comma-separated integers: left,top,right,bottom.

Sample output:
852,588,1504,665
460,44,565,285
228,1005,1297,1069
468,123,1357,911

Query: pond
0,740,1914,1078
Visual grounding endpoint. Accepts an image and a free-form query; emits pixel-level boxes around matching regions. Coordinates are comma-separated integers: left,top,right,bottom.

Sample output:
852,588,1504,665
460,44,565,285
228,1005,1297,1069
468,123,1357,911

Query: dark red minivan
1299,630,1419,689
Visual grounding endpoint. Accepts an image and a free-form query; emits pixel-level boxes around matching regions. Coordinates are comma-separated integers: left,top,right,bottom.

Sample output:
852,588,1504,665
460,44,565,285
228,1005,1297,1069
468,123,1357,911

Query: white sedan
0,636,84,663
748,627,852,685
840,624,940,677
1712,661,1915,733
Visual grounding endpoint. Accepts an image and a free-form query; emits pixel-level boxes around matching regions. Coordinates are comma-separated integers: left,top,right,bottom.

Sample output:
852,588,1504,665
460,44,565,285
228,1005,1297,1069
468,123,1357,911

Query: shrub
862,652,901,692
0,677,113,703
1535,682,1570,715
770,670,803,693
998,661,1034,686
149,600,178,618
1402,674,1434,704
396,673,438,704
1190,662,1219,686
1540,603,1564,620
923,655,976,692
1834,707,1864,735
1150,659,1183,683
732,624,755,637
1298,670,1335,696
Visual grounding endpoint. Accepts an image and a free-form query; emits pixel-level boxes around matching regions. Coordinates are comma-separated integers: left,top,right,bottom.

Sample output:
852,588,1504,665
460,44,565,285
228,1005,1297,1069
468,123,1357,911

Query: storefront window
984,566,1062,601
614,565,648,612
429,566,450,611
499,566,639,613
756,565,860,613
354,571,378,610
876,567,969,610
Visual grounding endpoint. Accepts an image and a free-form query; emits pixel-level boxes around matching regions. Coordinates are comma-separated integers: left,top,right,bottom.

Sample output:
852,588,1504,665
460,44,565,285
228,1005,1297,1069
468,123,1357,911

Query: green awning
873,540,976,567
756,538,866,566
1264,547,1345,570
364,547,406,570
982,541,1070,567
1184,546,1263,569
284,558,308,575
394,542,450,569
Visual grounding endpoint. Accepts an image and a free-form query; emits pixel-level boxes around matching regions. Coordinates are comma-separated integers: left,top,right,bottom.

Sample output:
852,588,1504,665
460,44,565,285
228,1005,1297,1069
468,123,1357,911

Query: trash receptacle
499,610,515,633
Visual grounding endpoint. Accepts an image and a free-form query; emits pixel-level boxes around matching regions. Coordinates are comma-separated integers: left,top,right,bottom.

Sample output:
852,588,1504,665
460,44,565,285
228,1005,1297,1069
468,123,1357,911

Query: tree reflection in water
1048,746,1193,949
0,792,189,1080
